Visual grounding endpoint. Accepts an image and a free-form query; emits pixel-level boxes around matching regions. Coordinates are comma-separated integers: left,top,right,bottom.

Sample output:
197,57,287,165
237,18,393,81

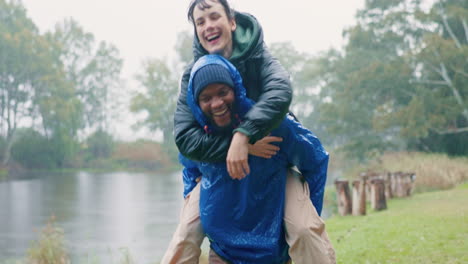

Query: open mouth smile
206,33,220,43
212,107,229,117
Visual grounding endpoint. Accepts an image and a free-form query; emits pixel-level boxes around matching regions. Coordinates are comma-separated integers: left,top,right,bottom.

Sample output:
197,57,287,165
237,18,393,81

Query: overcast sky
21,0,365,141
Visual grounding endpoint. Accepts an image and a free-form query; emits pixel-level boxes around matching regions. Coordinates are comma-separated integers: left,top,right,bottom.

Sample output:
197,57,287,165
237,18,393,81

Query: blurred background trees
1,0,466,170
270,0,467,160
129,31,193,162
0,0,122,169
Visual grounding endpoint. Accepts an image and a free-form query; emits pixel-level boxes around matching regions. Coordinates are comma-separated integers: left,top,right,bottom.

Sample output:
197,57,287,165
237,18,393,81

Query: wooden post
335,179,352,216
352,179,366,216
394,172,407,197
393,172,416,197
359,172,370,202
370,178,387,211
408,172,416,195
403,172,416,196
361,172,379,202
389,172,397,198
385,172,393,199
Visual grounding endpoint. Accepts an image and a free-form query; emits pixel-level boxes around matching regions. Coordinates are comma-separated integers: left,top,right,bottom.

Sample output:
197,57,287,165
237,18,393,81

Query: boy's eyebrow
195,10,220,22
198,92,210,99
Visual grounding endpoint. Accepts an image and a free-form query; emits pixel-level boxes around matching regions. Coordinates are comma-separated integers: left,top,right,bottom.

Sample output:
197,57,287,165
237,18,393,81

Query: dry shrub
113,140,172,170
377,152,468,192
27,216,70,264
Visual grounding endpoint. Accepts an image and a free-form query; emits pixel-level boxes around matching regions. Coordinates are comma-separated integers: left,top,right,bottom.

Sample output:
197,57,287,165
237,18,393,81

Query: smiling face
198,83,235,127
193,0,237,58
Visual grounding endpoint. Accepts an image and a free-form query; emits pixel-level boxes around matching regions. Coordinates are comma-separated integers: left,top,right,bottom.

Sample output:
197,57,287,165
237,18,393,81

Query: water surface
0,170,331,263
0,170,185,263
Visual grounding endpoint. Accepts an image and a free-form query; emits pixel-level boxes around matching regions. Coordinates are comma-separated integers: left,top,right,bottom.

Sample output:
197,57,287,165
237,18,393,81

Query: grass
325,183,468,264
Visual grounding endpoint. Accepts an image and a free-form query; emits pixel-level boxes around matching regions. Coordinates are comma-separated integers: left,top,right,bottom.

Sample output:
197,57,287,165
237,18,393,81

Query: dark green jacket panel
235,45,292,143
174,12,292,162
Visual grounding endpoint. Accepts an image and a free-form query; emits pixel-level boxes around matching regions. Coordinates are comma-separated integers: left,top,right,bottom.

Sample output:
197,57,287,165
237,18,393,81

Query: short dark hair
187,0,234,23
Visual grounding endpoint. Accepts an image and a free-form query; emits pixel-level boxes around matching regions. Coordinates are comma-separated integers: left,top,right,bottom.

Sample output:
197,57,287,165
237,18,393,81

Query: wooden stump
393,172,416,197
361,172,379,202
393,172,403,197
335,179,352,216
404,172,416,196
385,172,393,199
389,172,398,198
352,179,366,216
370,178,387,211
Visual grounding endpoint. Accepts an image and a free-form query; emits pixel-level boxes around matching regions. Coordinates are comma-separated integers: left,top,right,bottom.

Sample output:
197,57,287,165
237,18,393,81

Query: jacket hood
187,55,254,134
192,12,263,62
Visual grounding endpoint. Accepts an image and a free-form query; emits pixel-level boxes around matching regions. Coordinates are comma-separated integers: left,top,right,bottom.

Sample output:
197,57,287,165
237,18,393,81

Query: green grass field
326,183,468,264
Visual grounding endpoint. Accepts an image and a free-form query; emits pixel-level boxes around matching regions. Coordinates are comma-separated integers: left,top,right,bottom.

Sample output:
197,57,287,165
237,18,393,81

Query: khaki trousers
161,171,336,264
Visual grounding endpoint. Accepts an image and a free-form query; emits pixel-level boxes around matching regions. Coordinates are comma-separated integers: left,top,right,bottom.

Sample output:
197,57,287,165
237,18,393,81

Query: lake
0,170,332,263
0,170,189,263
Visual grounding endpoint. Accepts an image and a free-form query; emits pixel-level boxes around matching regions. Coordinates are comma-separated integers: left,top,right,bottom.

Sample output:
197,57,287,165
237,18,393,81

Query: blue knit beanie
192,64,234,101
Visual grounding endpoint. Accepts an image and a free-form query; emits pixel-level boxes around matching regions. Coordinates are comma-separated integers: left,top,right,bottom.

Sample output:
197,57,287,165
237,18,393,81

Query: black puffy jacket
174,12,292,162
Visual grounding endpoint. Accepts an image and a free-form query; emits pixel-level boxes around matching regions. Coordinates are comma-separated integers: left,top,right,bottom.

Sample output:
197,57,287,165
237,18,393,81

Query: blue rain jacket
180,55,329,264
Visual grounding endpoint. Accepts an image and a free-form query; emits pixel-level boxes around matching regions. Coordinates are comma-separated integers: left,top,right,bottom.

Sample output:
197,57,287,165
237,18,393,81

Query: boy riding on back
163,0,336,263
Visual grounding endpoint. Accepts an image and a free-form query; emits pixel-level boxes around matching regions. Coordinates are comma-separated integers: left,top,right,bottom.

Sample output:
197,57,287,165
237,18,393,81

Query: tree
0,0,61,165
307,0,468,158
47,18,123,133
174,30,194,66
131,58,178,143
85,129,114,160
269,42,331,143
130,31,192,160
359,0,468,154
1,1,124,168
406,0,468,154
11,128,54,169
36,19,124,167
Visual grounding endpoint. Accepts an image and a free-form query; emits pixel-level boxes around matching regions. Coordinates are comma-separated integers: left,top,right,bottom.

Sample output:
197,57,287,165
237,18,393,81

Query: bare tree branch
442,14,462,49
452,67,468,78
439,63,468,121
425,59,442,75
434,126,468,135
409,79,449,86
462,18,468,44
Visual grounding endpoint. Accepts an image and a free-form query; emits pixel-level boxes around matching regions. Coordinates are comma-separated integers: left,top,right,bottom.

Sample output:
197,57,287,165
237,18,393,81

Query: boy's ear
230,19,237,32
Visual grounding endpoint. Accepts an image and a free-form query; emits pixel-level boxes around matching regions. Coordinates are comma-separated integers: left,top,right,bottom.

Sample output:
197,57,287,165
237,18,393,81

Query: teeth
207,34,219,41
213,108,228,116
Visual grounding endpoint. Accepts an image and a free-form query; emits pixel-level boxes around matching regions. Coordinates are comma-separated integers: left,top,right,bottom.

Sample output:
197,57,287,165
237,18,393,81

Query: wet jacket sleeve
283,116,329,215
174,66,232,162
234,48,292,143
179,154,202,198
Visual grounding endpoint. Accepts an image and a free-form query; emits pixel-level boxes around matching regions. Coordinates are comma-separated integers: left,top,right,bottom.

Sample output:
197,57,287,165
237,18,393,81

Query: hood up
187,55,254,134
